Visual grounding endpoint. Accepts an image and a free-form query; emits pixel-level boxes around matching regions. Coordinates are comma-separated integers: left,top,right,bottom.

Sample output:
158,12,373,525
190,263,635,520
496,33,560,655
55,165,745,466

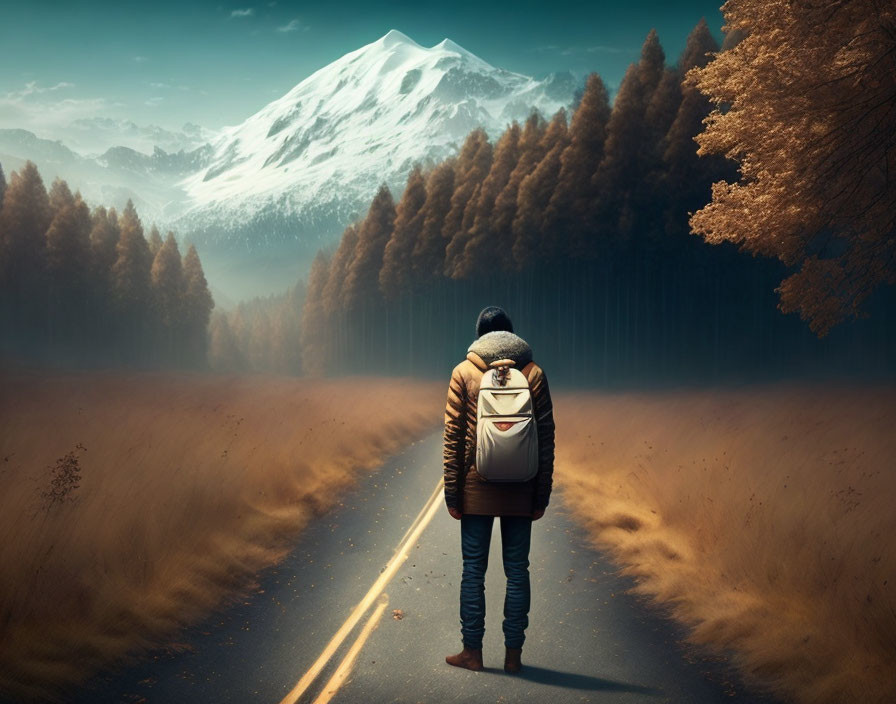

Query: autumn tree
661,18,728,244
323,223,359,313
410,160,456,284
380,165,426,299
544,74,611,259
342,184,395,311
110,199,153,359
490,112,547,268
0,161,52,338
512,108,569,267
181,243,214,366
592,30,666,246
452,122,522,278
147,225,164,257
442,129,493,277
688,0,896,336
44,181,92,349
89,206,120,281
45,182,91,289
150,232,184,361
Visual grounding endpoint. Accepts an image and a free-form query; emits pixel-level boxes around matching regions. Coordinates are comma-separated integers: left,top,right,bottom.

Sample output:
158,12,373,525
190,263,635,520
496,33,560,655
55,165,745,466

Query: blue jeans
459,514,532,650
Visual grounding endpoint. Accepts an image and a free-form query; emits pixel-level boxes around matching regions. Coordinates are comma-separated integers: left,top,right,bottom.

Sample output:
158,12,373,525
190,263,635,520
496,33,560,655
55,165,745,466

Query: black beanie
475,306,514,337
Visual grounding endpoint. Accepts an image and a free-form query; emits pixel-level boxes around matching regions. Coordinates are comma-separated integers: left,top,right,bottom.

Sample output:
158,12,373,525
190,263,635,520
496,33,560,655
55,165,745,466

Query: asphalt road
72,432,777,704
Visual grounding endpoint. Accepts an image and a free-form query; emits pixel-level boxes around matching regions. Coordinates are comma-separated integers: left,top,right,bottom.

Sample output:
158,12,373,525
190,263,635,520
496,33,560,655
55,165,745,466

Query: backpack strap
520,361,536,381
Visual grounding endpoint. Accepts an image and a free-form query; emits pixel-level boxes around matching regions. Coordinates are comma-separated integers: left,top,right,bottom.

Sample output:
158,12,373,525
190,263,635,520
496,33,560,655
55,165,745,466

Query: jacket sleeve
530,367,555,511
443,363,467,510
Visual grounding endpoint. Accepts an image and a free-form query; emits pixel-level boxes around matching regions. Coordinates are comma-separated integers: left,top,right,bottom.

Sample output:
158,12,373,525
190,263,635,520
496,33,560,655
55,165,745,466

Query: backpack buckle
489,359,516,387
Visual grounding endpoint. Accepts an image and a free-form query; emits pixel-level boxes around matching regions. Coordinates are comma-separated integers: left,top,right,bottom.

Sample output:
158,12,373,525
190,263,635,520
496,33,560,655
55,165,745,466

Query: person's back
442,306,555,673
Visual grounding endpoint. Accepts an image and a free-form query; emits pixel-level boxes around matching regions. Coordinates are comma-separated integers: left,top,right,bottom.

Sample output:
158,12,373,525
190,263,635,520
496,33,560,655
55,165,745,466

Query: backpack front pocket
475,416,538,482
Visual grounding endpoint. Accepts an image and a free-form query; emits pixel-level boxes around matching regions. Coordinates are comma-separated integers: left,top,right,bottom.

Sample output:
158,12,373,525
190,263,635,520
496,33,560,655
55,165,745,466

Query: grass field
2,367,893,704
554,383,896,704
0,366,442,701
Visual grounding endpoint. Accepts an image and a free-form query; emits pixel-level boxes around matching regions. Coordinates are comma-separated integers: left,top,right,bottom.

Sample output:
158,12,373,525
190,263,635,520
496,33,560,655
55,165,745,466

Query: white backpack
475,359,539,482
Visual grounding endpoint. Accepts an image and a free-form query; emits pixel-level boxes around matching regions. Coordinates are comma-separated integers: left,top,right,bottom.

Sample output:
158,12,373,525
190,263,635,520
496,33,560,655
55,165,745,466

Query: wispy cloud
149,81,170,89
0,80,113,136
12,81,76,96
230,7,254,17
145,96,164,107
276,18,306,33
584,45,627,54
133,55,149,63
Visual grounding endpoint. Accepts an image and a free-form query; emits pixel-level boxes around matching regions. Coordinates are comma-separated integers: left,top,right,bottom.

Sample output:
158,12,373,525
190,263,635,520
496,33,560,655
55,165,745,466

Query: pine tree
0,161,52,339
89,205,121,286
545,73,611,259
512,109,569,267
410,160,456,284
182,243,214,366
45,183,92,350
147,225,164,257
322,223,360,314
442,129,493,277
111,203,151,307
453,122,522,278
491,112,547,269
380,165,426,299
343,184,396,311
592,30,667,248
151,232,184,361
663,18,727,242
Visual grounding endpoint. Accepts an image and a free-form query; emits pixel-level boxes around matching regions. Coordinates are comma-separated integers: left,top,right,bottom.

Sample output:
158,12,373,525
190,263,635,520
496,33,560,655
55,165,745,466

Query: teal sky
0,1,725,135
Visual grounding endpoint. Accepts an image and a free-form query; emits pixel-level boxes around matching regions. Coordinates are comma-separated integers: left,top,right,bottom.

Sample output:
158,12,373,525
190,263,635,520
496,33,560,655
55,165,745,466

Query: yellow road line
394,477,445,551
311,594,390,704
278,476,445,704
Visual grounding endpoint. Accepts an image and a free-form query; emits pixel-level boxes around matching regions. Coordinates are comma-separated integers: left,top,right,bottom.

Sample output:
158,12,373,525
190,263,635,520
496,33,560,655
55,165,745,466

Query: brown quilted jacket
443,331,555,516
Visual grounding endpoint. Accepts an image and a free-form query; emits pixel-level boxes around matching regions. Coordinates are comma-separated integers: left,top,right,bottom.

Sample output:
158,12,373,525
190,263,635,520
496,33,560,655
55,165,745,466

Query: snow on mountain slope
174,29,576,241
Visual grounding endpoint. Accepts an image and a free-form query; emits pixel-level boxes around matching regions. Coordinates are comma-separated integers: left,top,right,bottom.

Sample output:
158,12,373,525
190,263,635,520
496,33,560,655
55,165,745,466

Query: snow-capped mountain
173,29,576,245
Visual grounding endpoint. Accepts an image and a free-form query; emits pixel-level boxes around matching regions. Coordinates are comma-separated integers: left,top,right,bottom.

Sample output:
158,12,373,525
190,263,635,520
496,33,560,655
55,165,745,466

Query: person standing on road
442,306,555,674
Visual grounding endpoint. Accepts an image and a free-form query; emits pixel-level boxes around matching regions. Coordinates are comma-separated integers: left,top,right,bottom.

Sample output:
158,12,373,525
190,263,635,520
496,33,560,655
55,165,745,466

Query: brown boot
504,646,522,673
445,646,483,671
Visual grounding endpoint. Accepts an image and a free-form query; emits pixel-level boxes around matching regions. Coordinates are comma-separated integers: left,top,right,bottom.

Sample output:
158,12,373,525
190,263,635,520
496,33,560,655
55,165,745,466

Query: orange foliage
688,0,896,335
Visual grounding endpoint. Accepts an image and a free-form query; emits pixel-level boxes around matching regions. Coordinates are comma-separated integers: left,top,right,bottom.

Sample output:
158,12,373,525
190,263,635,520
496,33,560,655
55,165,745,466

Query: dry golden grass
554,383,896,704
0,366,442,701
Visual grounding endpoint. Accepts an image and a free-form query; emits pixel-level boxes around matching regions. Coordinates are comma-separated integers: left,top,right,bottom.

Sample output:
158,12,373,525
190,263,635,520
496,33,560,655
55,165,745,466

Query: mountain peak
435,37,464,53
379,29,419,48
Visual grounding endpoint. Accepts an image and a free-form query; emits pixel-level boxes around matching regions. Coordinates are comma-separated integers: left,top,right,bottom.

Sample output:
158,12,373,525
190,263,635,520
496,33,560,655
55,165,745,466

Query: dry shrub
554,383,896,704
0,367,442,701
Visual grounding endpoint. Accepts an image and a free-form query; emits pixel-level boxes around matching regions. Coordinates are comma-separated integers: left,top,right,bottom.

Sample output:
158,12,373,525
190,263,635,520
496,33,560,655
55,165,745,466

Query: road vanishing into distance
71,433,777,704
